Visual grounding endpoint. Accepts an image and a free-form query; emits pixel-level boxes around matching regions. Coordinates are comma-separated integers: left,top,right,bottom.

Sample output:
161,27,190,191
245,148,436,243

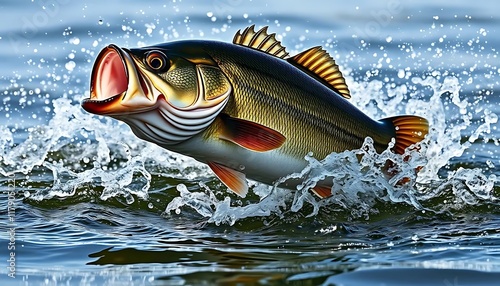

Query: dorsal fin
233,25,289,59
288,46,351,99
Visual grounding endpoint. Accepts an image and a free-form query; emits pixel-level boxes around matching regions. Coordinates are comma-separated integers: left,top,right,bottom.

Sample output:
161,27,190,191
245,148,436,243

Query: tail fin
380,116,429,154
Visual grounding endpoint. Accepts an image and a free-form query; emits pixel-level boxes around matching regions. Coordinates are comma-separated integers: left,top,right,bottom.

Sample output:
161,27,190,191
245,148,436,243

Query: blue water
1,0,500,285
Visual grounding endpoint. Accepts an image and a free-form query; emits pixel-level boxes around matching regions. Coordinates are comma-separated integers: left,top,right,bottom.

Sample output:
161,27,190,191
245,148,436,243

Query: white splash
0,98,207,203
1,70,498,224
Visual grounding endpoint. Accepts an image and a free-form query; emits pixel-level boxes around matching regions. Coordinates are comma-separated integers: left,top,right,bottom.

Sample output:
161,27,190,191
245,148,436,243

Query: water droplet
69,37,80,45
125,194,135,204
65,61,76,71
486,160,495,168
98,19,103,25
397,69,405,79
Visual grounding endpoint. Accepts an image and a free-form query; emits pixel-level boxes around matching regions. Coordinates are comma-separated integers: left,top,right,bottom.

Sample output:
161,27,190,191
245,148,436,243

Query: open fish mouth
91,45,128,101
82,44,156,115
82,45,128,114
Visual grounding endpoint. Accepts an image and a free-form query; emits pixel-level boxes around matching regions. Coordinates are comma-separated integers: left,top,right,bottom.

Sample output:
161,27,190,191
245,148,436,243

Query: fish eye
145,51,169,72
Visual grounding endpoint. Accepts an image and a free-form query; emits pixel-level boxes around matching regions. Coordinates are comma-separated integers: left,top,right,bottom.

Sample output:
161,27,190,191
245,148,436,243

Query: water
1,0,499,285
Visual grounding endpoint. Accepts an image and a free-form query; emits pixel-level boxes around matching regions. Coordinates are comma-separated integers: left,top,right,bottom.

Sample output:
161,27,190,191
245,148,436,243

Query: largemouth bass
82,25,428,198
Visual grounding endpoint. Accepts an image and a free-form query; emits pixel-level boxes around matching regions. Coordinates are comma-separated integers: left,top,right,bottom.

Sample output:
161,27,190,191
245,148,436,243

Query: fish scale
207,43,393,158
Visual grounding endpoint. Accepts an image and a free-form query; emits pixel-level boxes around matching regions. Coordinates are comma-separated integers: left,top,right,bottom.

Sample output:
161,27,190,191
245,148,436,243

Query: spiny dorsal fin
233,25,289,59
288,46,351,99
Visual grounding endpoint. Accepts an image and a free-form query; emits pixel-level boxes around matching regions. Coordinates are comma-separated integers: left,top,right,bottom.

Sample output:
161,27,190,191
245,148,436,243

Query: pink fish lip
81,44,129,115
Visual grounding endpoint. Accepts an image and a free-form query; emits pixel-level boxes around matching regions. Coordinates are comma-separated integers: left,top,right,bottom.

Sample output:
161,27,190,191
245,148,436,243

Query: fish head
82,43,232,145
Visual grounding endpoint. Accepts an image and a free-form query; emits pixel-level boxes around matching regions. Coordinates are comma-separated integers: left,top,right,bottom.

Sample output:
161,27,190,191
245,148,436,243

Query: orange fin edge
207,161,248,197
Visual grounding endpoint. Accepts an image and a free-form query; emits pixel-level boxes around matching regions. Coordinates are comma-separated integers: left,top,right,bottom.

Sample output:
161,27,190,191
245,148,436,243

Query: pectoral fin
219,115,286,152
207,161,248,197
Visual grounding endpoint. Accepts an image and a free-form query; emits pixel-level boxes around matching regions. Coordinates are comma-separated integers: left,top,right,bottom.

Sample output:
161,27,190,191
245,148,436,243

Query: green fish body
82,25,428,198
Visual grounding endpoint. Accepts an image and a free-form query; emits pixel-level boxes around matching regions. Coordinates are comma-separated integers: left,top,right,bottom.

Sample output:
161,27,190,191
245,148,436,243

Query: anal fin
311,185,332,199
207,161,248,197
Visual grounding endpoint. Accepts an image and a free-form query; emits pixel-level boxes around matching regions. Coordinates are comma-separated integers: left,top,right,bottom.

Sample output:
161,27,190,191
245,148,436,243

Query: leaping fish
82,25,429,198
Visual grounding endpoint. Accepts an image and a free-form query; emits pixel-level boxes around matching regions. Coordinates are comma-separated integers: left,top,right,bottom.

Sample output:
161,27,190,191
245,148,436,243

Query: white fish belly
170,135,308,188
